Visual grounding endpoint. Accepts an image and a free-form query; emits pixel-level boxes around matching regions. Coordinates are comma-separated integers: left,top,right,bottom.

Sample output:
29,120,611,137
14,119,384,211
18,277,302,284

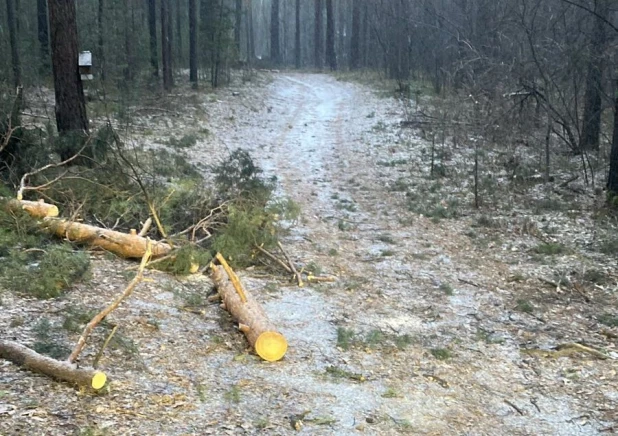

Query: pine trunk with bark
48,0,89,134
580,1,608,152
295,0,301,68
161,0,173,90
325,0,336,71
148,0,159,77
235,0,242,55
270,0,280,64
607,77,618,197
176,0,183,64
37,0,50,72
6,0,21,88
246,0,255,62
189,0,198,84
314,0,323,69
97,0,105,81
350,0,360,70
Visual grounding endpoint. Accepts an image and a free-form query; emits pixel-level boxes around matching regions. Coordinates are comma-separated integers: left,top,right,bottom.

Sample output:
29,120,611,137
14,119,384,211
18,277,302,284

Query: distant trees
295,0,301,69
161,0,173,90
325,0,336,71
270,0,280,64
189,0,198,85
147,0,159,77
6,0,21,88
314,0,323,69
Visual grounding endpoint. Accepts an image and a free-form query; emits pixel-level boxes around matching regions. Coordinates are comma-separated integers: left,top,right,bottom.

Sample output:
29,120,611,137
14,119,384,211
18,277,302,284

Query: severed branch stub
210,254,288,362
0,341,107,390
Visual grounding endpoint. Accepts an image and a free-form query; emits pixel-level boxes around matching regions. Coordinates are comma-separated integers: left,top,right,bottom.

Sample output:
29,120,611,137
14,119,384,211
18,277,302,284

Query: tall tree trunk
580,0,609,152
235,0,242,56
246,0,255,63
350,0,360,70
161,0,173,90
148,0,159,77
6,0,21,88
124,0,135,82
189,0,198,85
361,0,368,68
37,0,50,72
607,77,618,197
176,0,183,64
325,0,336,70
48,0,88,134
270,0,280,64
295,0,301,68
97,0,105,81
314,0,323,69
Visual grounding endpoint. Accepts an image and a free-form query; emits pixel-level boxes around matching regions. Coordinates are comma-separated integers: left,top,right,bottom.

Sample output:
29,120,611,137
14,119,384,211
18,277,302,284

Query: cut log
43,217,171,258
6,199,59,218
210,261,288,362
0,340,107,389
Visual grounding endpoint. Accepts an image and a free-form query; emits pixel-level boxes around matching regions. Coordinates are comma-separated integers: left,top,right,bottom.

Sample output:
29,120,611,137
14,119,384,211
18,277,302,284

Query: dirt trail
1,73,616,435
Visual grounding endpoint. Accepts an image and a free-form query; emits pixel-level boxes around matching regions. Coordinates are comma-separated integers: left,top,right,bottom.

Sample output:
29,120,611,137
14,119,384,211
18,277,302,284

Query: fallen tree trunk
44,217,171,258
210,258,288,362
6,199,59,218
0,341,107,389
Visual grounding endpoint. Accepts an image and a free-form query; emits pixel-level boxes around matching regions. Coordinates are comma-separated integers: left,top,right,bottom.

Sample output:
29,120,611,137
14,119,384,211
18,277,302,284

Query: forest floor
1,72,618,435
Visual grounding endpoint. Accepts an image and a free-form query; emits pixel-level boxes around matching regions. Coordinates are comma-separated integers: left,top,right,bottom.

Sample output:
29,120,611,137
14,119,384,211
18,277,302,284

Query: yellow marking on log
255,331,288,362
91,372,107,390
215,253,248,303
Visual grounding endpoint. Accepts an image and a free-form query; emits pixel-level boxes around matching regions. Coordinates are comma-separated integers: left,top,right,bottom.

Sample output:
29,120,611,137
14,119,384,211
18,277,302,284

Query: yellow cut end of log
91,371,107,390
255,332,288,362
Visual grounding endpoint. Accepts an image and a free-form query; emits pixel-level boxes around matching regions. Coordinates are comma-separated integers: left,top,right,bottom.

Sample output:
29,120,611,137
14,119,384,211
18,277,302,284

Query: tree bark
295,0,301,68
6,0,21,88
607,77,618,197
350,0,360,70
161,0,174,90
189,0,198,84
246,0,255,62
314,0,323,69
124,0,135,82
270,0,280,64
97,0,105,81
211,259,288,362
48,0,89,134
147,0,159,77
37,0,50,72
44,218,171,258
235,0,242,56
580,0,609,152
176,0,183,64
0,341,107,389
325,0,337,70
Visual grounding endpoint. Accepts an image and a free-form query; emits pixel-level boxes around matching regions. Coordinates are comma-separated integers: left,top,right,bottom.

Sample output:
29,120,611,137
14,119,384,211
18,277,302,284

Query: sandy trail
1,73,615,435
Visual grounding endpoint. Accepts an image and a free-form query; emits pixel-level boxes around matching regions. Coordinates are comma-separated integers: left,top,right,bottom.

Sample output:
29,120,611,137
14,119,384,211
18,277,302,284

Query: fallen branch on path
210,254,288,362
278,242,303,287
0,341,107,389
68,240,152,364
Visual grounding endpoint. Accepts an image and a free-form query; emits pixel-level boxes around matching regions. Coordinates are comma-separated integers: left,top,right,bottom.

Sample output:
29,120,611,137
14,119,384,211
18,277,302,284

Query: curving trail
196,73,607,435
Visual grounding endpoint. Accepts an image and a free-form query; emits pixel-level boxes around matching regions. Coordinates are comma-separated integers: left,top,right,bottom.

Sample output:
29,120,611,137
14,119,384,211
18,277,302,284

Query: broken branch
68,240,152,363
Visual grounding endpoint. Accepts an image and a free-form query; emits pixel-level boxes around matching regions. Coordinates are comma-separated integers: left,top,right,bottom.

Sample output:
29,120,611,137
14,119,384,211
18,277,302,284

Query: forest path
195,73,608,435
2,73,614,436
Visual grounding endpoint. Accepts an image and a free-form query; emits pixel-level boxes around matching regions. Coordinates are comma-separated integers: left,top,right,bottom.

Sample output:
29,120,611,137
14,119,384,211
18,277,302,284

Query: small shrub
534,243,566,256
337,327,356,350
598,314,618,327
430,348,451,360
439,283,454,296
515,299,534,314
2,244,90,299
168,134,198,149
